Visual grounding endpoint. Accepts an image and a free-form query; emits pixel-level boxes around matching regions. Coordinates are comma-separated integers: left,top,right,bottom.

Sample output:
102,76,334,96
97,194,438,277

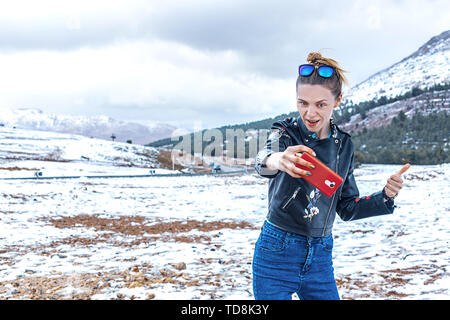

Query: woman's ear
333,93,343,109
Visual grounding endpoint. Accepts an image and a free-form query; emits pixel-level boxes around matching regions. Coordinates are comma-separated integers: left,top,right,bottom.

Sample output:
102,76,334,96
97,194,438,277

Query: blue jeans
252,220,340,300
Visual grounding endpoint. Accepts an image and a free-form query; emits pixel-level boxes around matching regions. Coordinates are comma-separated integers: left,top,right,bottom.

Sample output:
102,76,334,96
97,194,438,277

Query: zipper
282,186,302,210
321,139,342,236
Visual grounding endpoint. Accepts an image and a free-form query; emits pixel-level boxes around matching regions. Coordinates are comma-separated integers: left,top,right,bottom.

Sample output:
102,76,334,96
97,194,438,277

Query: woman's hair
296,51,350,100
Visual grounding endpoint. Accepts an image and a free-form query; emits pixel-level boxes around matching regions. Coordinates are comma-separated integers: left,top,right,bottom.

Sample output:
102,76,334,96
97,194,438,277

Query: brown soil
0,215,256,300
0,261,227,300
44,214,255,237
0,167,38,171
336,263,448,300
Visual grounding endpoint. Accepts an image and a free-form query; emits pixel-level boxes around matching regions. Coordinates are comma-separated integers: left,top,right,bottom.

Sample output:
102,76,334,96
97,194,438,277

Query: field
0,127,448,299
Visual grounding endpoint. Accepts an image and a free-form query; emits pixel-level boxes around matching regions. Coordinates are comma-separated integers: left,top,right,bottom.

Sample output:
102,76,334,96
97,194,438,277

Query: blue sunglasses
298,64,335,78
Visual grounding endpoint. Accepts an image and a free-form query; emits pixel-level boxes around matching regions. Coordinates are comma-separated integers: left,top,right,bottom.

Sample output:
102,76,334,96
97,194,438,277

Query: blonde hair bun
305,51,349,88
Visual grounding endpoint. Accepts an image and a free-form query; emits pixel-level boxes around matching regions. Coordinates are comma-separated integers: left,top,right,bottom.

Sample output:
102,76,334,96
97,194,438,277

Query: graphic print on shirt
303,188,322,221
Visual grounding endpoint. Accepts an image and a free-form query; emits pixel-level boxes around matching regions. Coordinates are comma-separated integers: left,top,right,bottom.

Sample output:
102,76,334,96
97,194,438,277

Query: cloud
0,39,294,130
0,0,448,131
0,0,154,51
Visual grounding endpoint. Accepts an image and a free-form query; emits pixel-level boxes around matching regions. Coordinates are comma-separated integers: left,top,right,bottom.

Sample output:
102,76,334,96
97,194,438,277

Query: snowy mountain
0,125,172,177
341,88,450,133
0,108,177,145
342,30,450,105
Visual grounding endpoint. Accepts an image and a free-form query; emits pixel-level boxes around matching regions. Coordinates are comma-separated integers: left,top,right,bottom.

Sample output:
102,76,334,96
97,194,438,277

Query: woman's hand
384,163,410,199
266,145,317,178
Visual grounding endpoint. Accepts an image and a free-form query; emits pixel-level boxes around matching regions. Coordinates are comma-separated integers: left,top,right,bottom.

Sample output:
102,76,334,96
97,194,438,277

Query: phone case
295,152,343,197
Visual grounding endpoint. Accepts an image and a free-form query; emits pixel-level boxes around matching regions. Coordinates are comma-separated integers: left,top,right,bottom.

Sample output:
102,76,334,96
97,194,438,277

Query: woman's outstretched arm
336,152,408,221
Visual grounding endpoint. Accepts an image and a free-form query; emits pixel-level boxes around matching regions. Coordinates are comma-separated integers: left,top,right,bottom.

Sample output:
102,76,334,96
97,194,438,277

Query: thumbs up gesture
384,163,410,199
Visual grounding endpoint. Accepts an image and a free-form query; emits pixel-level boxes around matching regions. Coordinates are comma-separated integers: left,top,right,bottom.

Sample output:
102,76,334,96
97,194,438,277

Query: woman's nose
305,105,316,116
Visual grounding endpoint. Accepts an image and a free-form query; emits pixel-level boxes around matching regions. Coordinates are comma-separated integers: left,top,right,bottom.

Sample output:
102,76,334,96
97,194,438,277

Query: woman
252,52,409,300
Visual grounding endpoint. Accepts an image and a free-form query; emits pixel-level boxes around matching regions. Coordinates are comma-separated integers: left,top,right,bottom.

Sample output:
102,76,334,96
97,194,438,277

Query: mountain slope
340,88,450,133
351,110,449,165
341,30,450,105
0,126,166,177
0,108,177,145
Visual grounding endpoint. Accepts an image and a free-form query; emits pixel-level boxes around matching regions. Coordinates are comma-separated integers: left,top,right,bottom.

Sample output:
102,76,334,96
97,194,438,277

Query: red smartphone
295,152,343,197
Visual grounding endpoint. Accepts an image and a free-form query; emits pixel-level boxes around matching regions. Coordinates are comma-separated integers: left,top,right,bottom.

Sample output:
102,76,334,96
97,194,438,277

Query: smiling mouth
306,119,320,125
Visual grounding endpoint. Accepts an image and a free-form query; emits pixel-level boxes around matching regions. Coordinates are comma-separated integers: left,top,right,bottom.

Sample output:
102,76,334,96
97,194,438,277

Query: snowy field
0,127,449,300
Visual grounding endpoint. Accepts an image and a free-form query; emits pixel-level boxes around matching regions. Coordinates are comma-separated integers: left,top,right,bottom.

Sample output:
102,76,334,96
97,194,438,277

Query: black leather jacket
255,115,395,237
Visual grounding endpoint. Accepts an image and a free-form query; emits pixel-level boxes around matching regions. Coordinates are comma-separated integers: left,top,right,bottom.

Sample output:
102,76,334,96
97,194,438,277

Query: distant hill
0,108,177,145
351,109,449,165
0,125,162,170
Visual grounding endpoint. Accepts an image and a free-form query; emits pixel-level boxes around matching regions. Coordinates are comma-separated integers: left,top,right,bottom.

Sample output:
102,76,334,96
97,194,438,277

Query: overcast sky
0,0,448,131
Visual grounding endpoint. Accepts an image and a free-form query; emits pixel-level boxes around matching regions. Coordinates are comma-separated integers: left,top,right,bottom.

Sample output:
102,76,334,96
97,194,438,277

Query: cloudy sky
0,0,448,131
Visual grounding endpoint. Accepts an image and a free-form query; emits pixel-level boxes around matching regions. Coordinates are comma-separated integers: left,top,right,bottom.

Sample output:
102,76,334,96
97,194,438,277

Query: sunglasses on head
298,64,335,78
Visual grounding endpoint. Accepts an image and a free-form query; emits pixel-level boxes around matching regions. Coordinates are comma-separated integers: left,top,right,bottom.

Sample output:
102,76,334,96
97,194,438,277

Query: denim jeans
252,220,340,300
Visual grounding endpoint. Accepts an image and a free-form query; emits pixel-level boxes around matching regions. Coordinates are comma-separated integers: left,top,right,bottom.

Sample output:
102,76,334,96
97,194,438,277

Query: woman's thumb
397,163,411,176
291,144,316,157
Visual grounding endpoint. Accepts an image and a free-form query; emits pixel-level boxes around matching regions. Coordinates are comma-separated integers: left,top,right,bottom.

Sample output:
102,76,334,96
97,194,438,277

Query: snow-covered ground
0,127,162,177
0,127,448,300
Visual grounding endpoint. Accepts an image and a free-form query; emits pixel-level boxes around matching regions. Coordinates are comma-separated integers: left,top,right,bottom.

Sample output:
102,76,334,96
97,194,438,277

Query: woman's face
296,84,341,135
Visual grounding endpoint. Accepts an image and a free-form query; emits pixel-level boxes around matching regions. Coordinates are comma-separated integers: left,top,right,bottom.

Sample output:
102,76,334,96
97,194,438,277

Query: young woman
252,52,410,300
